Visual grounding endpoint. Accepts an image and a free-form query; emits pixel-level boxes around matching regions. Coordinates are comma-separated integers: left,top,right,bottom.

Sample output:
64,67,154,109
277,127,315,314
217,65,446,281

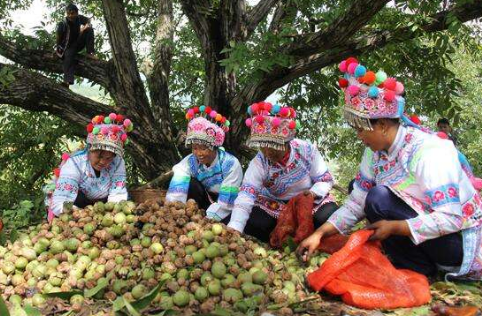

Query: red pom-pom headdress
245,101,300,151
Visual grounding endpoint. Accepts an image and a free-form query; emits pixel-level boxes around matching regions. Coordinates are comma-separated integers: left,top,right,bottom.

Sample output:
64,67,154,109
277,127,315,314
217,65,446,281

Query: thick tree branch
268,0,296,34
0,63,181,178
101,0,152,119
0,63,111,127
180,0,237,114
244,0,280,39
0,33,111,88
286,0,390,57
221,0,246,41
147,0,177,143
178,0,211,48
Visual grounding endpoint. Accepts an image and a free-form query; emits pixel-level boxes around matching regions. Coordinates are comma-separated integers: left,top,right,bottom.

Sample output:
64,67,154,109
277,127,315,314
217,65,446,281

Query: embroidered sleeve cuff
406,218,425,245
108,193,128,203
227,220,245,233
327,219,347,235
165,192,188,203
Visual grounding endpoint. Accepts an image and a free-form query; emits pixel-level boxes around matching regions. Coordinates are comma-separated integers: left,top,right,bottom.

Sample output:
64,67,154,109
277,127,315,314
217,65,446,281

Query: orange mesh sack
307,230,431,309
270,193,314,248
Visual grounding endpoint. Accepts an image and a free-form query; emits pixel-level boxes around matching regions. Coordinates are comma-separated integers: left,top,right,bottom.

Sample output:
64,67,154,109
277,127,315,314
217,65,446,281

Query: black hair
66,3,78,12
437,118,450,126
369,118,400,126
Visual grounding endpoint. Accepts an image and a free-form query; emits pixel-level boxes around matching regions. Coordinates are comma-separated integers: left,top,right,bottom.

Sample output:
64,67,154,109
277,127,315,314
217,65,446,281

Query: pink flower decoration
364,98,375,110
405,134,413,143
433,191,445,202
463,203,475,218
425,196,432,205
448,187,458,198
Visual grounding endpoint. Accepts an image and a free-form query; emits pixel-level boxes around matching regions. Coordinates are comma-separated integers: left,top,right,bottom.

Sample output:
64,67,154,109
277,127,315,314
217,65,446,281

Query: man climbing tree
55,3,97,87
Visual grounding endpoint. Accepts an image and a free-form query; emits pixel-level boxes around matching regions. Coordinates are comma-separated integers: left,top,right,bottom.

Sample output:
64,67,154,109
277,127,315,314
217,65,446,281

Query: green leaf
284,236,298,252
148,310,176,316
9,228,18,243
84,276,110,298
113,297,126,312
212,308,231,316
123,297,141,316
0,295,10,316
44,290,83,301
131,278,168,310
0,231,7,246
23,305,42,316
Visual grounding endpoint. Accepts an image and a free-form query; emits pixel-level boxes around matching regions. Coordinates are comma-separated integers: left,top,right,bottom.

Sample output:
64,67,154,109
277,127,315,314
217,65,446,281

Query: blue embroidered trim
240,184,257,200
312,170,333,183
354,172,375,192
168,175,190,194
424,184,460,208
446,227,479,281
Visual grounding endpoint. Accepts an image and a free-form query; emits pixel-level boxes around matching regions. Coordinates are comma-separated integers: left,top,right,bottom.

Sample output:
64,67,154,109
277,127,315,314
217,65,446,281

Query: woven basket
129,188,166,204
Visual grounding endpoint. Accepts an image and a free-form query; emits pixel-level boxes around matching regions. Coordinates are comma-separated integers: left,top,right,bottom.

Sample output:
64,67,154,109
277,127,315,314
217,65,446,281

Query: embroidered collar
277,146,291,167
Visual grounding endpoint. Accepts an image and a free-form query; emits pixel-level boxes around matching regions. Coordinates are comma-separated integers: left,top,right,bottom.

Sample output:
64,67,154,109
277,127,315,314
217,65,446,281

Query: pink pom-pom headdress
245,101,300,151
185,106,230,149
338,57,406,130
86,113,132,157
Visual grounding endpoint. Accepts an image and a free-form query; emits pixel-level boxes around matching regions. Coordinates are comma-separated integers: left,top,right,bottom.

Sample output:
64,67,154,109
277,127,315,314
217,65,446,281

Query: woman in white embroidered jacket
166,106,243,224
227,101,337,243
45,113,131,222
298,58,482,279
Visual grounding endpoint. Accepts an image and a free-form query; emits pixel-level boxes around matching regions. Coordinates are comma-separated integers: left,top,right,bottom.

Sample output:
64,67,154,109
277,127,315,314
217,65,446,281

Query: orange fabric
307,230,431,309
270,193,314,248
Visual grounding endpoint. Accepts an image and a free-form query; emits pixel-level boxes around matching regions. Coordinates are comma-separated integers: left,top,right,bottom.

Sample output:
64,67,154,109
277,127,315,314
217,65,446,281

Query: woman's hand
296,230,323,261
366,220,410,241
296,222,340,261
303,190,316,198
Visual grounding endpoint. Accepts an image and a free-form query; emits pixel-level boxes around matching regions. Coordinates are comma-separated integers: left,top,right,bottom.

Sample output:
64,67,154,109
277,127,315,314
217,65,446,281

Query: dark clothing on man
56,15,94,84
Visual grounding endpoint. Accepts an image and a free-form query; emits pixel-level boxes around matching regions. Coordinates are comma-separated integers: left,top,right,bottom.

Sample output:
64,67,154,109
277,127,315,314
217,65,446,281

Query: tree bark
101,0,181,178
0,33,112,89
0,63,110,127
147,0,178,147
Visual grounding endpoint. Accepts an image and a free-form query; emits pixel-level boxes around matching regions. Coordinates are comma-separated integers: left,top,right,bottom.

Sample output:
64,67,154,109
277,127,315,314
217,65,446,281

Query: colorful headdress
185,106,230,149
338,57,405,130
245,101,300,151
86,113,133,157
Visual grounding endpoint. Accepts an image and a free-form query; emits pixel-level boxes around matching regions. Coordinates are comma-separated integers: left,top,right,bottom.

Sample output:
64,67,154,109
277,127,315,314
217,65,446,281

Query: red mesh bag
270,193,314,248
307,230,431,309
